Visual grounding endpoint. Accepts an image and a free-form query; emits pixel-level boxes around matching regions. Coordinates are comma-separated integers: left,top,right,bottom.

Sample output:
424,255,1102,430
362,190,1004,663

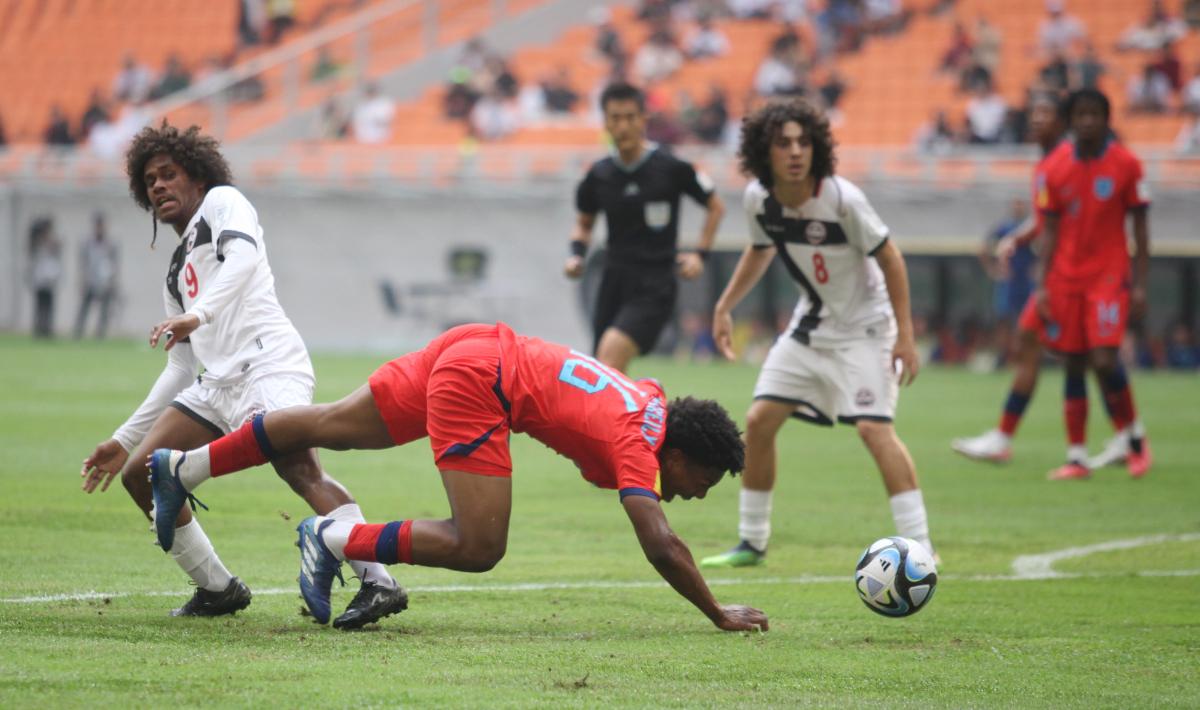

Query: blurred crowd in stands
919,0,1200,153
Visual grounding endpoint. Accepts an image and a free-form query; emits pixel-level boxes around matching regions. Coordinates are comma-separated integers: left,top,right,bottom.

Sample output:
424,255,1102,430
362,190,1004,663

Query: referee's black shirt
575,147,714,269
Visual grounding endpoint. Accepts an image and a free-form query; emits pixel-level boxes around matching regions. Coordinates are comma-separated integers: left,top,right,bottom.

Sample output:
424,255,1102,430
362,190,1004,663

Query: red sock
1064,397,1088,446
1102,386,1136,431
344,521,412,565
209,419,269,477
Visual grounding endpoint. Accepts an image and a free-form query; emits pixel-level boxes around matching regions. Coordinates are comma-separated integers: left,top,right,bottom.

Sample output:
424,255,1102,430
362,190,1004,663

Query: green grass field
1,336,1197,708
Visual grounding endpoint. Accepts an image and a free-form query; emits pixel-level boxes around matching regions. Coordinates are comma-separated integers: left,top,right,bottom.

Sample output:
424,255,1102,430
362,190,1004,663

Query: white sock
994,430,1012,445
1067,445,1089,464
890,489,932,555
325,504,396,589
737,488,772,553
1128,419,1145,440
178,446,212,492
170,519,233,592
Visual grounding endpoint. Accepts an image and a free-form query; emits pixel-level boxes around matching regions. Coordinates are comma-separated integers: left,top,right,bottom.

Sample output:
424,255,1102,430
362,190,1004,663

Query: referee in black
566,82,725,373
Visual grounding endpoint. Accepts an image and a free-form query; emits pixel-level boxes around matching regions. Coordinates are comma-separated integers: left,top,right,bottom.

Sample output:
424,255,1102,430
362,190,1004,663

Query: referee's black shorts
592,264,677,355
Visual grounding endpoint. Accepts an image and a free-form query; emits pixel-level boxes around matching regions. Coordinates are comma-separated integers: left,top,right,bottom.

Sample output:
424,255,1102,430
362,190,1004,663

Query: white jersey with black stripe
744,176,896,347
167,185,312,387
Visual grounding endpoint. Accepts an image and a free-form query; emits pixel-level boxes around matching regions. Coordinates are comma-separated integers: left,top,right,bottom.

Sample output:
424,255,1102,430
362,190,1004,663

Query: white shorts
752,335,898,426
171,372,315,437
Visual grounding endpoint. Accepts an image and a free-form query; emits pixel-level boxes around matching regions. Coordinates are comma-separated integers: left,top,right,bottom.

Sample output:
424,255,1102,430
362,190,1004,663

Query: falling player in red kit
1035,88,1152,480
149,323,767,632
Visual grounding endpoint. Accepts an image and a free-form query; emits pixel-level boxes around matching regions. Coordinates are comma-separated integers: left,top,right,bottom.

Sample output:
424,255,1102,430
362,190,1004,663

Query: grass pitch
1,336,1197,708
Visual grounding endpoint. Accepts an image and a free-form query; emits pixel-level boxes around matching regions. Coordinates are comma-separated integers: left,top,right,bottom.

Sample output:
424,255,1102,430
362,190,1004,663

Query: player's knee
744,407,781,442
855,419,893,449
455,541,506,573
1089,349,1118,375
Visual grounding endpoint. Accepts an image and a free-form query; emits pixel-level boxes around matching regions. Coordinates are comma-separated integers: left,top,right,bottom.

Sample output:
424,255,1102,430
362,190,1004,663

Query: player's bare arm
712,245,776,360
1034,212,1061,320
875,240,919,386
994,214,1039,264
565,212,596,279
678,193,725,280
81,439,129,493
622,494,768,631
1130,207,1150,319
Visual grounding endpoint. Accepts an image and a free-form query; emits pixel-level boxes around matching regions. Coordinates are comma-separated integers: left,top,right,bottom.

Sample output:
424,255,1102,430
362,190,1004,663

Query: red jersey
1037,138,1150,285
499,324,666,500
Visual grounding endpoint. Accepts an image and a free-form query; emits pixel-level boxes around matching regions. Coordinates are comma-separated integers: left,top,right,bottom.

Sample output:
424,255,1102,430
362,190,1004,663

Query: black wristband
695,249,710,262
570,241,587,258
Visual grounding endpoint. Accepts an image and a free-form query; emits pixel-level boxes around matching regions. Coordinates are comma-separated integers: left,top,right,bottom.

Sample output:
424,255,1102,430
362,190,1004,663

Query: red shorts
1027,274,1129,354
368,324,513,477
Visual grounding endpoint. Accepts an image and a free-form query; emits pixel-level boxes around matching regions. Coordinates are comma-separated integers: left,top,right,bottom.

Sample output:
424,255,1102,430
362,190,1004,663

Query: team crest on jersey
624,182,640,197
185,228,197,253
855,388,875,407
1093,176,1114,200
805,221,827,245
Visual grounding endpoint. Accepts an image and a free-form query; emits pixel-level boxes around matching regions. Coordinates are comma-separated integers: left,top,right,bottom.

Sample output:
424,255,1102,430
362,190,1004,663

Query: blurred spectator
1039,51,1071,92
470,87,519,140
864,0,909,35
591,9,627,66
541,68,580,113
1177,116,1200,153
28,217,62,339
1037,0,1086,57
112,54,153,103
965,80,1008,143
1070,42,1106,89
487,56,520,99
754,32,805,96
315,98,347,139
939,21,974,79
1116,0,1187,52
444,75,479,120
967,17,1001,90
1150,44,1184,94
267,0,296,44
1165,322,1200,369
634,29,684,84
239,0,267,46
74,213,119,340
1187,0,1200,27
0,112,7,147
638,0,672,23
822,0,865,53
310,47,343,83
80,89,112,141
818,69,848,112
44,105,74,146
914,110,958,154
685,15,730,59
689,84,729,143
1183,63,1200,113
1127,65,1172,112
150,54,192,100
458,38,491,77
728,0,773,20
351,83,395,143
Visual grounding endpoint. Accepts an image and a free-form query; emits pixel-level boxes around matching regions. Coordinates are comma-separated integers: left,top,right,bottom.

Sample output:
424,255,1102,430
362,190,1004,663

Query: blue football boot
297,516,345,624
148,449,208,552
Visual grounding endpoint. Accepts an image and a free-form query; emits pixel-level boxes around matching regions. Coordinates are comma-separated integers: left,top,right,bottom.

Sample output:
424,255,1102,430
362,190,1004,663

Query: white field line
3,568,1199,605
1011,532,1200,579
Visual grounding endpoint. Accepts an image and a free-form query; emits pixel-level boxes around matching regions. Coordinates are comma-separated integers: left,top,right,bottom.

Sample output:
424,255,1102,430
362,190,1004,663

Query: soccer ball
854,536,938,617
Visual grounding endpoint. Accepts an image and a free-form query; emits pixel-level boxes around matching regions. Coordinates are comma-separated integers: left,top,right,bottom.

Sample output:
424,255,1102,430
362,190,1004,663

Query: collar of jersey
610,142,658,173
1071,134,1112,162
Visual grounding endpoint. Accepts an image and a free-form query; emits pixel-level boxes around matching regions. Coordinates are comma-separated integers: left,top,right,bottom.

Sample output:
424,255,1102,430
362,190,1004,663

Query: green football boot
700,540,766,568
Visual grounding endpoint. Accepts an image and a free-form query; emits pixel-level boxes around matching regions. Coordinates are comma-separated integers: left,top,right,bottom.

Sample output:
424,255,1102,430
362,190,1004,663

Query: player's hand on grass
150,314,201,351
676,251,704,280
893,336,920,386
714,604,769,632
563,256,585,279
713,311,736,361
81,439,128,493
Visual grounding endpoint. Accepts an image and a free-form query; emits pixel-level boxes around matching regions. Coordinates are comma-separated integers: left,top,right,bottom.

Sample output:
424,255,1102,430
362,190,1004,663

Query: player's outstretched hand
714,604,769,632
149,313,201,351
563,256,585,279
893,336,920,386
713,311,736,361
81,439,129,493
677,252,704,280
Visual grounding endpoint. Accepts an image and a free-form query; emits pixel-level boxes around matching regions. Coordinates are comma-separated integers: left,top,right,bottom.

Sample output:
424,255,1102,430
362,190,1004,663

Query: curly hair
663,397,745,476
125,122,233,214
738,98,836,188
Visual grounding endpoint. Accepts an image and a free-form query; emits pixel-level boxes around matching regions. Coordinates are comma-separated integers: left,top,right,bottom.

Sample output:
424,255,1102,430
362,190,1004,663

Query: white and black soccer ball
854,536,938,618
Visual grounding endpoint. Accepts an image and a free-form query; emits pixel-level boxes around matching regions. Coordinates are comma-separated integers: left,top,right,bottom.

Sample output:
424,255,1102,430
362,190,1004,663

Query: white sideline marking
3,568,1199,605
1011,533,1200,579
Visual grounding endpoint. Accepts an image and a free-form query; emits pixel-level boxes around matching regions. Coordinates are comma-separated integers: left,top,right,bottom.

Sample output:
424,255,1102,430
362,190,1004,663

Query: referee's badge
645,201,670,230
805,221,827,245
